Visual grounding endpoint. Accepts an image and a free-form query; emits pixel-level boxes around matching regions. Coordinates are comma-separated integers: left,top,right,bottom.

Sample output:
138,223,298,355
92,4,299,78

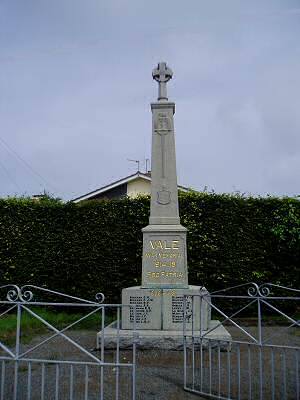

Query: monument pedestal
121,285,210,331
96,286,231,350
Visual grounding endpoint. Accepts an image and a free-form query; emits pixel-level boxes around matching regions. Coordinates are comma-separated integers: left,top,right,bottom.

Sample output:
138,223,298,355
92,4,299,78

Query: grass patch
0,307,114,346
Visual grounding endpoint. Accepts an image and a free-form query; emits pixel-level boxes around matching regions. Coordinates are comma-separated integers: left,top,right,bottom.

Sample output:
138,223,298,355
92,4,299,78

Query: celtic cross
152,62,173,101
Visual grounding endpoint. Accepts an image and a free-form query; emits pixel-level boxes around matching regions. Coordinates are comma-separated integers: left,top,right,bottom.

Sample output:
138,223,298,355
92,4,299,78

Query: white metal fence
2,282,299,399
183,283,300,400
0,285,137,400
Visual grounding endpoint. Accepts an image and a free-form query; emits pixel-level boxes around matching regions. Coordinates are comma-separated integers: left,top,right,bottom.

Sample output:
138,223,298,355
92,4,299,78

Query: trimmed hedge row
0,193,299,303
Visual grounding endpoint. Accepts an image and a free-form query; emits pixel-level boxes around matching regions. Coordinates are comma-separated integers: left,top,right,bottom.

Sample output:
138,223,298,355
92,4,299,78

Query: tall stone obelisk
141,62,188,289
97,63,232,349
121,62,210,333
122,62,209,332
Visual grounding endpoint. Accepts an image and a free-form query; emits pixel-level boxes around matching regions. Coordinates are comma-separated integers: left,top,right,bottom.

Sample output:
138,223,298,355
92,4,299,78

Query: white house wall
127,178,151,197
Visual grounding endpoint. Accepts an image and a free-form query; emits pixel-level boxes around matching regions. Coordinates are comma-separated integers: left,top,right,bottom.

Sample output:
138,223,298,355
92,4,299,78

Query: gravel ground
0,326,299,399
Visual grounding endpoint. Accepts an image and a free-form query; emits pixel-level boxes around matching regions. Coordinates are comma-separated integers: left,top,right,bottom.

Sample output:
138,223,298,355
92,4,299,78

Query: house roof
72,171,189,203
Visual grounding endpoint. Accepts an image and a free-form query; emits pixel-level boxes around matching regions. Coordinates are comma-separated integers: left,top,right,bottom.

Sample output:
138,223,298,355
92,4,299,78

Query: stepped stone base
121,285,210,330
96,320,232,350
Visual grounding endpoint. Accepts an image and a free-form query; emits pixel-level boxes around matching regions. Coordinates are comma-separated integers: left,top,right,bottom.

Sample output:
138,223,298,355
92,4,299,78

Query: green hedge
0,193,299,303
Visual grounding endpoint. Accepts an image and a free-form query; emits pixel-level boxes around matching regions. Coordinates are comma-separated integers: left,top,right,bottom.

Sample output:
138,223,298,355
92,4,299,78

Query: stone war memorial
98,62,230,349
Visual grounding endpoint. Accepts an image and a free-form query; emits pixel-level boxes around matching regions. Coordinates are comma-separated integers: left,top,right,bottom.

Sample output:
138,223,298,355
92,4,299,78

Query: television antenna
127,159,140,172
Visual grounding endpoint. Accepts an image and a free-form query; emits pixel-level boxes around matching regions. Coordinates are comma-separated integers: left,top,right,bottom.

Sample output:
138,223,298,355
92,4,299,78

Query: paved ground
0,326,299,399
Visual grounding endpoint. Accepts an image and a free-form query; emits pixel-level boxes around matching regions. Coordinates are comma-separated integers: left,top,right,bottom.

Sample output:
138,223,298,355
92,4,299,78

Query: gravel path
0,326,299,399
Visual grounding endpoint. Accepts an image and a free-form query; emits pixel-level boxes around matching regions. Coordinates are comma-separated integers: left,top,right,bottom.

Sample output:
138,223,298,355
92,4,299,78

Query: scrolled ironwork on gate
0,284,136,400
183,282,300,400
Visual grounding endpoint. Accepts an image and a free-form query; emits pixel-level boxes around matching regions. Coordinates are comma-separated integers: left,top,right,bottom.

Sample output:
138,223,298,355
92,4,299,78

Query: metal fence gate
0,285,136,400
183,283,300,400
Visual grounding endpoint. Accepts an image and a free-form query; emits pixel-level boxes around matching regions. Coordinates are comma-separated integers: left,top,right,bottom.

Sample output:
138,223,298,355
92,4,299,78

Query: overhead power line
0,135,60,195
0,157,22,192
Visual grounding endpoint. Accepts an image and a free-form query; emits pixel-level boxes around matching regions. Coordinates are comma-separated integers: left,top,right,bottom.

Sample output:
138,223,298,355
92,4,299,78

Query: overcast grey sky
0,0,299,200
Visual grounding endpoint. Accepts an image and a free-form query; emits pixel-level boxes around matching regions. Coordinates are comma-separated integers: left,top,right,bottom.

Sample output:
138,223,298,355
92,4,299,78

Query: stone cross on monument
152,62,173,101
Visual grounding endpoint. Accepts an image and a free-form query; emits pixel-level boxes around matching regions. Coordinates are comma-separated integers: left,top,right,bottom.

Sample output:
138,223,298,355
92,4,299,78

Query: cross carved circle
152,62,173,83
